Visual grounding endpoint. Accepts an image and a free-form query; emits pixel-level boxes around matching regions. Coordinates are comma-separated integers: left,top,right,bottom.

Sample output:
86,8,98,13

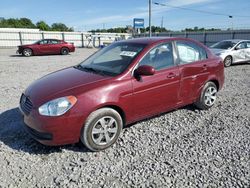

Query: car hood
210,48,229,55
25,67,110,106
18,44,33,48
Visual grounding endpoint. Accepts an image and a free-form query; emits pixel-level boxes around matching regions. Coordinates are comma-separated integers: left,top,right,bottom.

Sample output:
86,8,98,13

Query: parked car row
16,38,250,68
19,37,225,151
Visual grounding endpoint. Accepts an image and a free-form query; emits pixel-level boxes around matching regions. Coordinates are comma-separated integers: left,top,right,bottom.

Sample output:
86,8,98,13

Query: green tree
51,23,73,32
36,21,50,31
19,18,35,28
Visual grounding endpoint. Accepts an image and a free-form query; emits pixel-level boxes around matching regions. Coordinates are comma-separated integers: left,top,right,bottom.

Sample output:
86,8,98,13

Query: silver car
210,39,250,67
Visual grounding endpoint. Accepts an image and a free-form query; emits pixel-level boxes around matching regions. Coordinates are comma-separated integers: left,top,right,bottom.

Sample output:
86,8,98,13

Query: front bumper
16,49,21,54
24,123,52,141
20,107,85,146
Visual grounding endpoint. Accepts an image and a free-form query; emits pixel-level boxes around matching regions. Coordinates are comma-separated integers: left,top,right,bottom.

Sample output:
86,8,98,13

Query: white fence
0,29,131,48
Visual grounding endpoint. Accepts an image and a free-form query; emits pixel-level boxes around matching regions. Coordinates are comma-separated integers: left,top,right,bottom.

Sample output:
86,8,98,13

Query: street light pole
229,15,233,30
149,0,152,37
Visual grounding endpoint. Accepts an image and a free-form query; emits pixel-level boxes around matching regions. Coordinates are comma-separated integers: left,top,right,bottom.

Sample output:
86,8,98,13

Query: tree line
0,17,222,33
0,17,73,32
90,26,222,33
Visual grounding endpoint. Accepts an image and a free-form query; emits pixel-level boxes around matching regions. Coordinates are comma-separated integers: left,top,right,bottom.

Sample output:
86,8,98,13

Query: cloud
78,0,215,26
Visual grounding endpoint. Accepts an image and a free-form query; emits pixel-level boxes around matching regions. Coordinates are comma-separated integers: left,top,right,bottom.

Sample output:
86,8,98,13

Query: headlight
215,52,223,56
38,96,77,116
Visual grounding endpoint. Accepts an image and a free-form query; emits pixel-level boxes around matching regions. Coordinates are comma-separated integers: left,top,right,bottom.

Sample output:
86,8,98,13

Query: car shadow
0,108,90,154
231,62,250,66
124,104,198,129
9,55,24,57
9,54,73,57
1,104,198,154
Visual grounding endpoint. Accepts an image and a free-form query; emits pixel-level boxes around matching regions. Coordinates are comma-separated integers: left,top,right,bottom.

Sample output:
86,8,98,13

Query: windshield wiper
74,65,105,75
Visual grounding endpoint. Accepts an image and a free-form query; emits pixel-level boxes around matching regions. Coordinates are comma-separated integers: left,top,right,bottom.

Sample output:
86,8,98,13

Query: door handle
167,73,176,79
203,64,208,70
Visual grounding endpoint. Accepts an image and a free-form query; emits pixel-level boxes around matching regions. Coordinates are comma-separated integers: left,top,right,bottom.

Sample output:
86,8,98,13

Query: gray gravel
0,48,249,187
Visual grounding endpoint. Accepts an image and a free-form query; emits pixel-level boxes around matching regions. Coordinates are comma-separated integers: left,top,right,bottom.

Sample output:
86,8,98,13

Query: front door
38,39,51,54
132,42,180,120
233,42,247,62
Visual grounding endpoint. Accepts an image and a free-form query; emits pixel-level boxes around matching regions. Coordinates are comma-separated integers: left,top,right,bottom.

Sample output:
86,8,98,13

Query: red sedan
19,37,224,151
17,39,75,56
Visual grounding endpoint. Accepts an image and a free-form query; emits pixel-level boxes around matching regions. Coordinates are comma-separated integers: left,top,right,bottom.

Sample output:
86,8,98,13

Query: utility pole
161,16,164,29
149,0,152,37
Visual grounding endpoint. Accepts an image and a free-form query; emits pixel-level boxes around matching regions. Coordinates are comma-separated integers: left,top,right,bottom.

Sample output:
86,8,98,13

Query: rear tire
22,48,33,57
61,47,69,55
194,82,217,110
224,56,232,67
81,108,123,151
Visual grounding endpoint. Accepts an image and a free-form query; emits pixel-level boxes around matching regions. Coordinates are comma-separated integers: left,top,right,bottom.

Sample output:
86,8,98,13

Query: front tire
224,56,232,67
195,82,217,110
22,48,33,57
81,108,123,151
61,47,69,55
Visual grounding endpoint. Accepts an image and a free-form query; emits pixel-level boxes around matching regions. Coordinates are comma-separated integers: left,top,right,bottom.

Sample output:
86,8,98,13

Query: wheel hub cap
204,86,217,106
91,116,118,145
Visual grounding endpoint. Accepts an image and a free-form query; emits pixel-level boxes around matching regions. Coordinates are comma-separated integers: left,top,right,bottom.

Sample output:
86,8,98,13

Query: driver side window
236,42,246,49
139,43,175,71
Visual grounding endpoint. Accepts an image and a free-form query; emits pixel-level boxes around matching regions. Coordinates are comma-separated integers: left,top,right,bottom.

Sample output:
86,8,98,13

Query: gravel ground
0,48,249,187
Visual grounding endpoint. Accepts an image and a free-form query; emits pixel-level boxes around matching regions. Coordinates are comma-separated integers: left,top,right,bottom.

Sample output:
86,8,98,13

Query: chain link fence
0,30,131,48
135,29,250,46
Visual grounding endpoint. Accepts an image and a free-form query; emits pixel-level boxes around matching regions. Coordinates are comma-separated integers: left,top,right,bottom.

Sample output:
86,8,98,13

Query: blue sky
0,0,250,31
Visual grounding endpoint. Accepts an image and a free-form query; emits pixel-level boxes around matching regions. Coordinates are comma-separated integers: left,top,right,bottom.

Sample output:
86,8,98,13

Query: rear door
132,42,180,120
175,40,209,104
48,39,62,54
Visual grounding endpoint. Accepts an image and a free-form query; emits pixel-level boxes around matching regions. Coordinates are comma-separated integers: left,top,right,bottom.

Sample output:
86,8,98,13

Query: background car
17,39,75,56
19,37,224,151
210,39,250,67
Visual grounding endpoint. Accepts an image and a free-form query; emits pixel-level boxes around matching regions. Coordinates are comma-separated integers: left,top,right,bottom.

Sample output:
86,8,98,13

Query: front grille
20,94,33,115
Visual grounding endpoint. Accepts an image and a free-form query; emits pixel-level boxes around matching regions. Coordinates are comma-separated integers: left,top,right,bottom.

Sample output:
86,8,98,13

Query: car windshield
211,41,237,49
78,42,146,76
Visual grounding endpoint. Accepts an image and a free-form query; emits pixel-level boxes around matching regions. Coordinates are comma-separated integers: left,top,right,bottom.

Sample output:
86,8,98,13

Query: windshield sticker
120,51,137,57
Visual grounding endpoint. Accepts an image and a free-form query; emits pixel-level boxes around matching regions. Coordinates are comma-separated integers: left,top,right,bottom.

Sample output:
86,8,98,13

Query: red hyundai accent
17,39,75,56
19,37,224,151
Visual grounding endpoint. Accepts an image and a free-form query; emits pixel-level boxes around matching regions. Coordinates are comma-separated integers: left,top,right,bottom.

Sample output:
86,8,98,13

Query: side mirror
134,65,155,76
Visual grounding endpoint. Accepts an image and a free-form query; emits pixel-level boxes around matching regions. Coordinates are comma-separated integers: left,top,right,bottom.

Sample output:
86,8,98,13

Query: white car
210,39,250,67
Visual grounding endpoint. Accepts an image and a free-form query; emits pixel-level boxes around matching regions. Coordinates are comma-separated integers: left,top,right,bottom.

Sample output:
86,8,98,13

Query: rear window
176,41,207,64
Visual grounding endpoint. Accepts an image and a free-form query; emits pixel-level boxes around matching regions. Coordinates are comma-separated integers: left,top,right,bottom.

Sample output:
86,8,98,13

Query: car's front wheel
81,108,123,151
195,81,218,110
22,48,33,57
224,56,232,67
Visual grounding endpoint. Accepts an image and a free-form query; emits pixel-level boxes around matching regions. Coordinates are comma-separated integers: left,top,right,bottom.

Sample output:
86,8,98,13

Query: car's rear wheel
22,48,33,57
194,82,217,110
81,108,123,151
61,47,69,55
224,56,232,67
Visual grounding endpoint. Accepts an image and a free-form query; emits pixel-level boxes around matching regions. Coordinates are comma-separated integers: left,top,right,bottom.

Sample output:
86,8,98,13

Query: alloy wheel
204,86,217,106
91,116,118,146
23,49,32,56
